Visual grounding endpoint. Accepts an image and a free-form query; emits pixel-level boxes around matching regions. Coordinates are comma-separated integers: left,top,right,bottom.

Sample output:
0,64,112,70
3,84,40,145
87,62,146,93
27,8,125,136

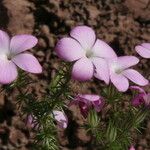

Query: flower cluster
55,26,149,92
0,26,149,149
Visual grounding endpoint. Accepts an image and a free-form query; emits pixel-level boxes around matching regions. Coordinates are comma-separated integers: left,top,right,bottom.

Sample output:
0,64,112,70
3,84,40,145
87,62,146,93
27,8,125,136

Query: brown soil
0,0,150,149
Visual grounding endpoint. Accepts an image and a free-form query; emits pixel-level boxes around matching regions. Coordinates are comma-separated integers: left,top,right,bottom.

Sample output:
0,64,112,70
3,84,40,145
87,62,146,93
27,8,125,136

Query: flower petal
77,94,100,102
70,26,96,50
12,53,42,73
26,114,39,129
92,58,110,84
79,103,89,118
117,56,139,69
92,98,105,112
92,39,117,58
123,69,148,86
130,86,146,94
55,37,85,61
0,30,10,54
72,57,94,81
144,93,150,106
129,146,135,150
0,59,18,84
142,43,150,49
135,45,150,58
10,35,38,55
110,73,129,92
53,110,68,129
131,93,145,107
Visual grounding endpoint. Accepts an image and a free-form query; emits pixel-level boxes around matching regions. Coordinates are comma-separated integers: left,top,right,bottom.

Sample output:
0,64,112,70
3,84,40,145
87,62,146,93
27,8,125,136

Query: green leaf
87,110,100,128
106,120,117,142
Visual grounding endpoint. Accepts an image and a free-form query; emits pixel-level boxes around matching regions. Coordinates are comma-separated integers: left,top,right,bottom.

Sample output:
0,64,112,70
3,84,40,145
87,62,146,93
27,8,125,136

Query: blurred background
0,0,150,149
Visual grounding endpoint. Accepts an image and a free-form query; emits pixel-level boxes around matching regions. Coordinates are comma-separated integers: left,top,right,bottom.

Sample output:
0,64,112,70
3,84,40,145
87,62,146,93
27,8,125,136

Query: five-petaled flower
55,25,117,83
130,86,150,107
108,56,148,92
0,30,42,84
53,110,68,129
135,43,150,58
69,94,105,118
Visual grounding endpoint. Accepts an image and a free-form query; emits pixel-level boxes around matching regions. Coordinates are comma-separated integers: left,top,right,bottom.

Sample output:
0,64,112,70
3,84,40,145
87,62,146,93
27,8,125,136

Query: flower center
0,54,8,60
7,54,12,60
111,62,123,74
0,50,12,61
86,49,94,58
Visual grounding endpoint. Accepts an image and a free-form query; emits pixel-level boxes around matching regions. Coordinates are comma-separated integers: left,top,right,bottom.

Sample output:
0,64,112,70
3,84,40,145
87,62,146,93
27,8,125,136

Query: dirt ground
0,0,150,149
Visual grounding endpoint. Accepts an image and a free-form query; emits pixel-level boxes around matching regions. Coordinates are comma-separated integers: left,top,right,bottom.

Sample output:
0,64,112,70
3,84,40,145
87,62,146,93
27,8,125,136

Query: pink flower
130,86,150,107
26,114,39,129
129,145,135,150
69,94,105,118
55,25,117,83
0,30,42,84
135,43,150,58
108,56,148,92
53,110,68,129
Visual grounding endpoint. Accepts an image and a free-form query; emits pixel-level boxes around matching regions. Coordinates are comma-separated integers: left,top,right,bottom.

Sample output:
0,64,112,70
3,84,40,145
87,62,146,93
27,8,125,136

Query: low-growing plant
0,26,149,150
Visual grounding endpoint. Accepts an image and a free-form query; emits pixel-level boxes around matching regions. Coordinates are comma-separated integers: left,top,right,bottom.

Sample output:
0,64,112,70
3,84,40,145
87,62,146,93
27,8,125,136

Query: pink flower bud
130,86,150,108
53,110,68,129
26,114,39,129
129,145,135,150
69,94,105,118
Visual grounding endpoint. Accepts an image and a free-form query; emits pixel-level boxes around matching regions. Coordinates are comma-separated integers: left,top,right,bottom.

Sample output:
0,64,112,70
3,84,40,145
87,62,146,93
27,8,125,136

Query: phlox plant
0,26,149,150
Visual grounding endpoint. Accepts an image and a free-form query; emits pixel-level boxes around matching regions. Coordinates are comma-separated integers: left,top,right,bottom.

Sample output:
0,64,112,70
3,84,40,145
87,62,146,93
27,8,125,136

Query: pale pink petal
72,95,90,117
92,98,105,112
92,58,110,84
53,110,68,129
0,30,10,54
78,102,89,118
10,35,38,55
70,26,96,50
135,45,150,58
92,39,117,58
117,56,139,69
142,43,150,49
26,114,39,129
130,86,146,94
144,93,150,106
78,94,100,102
12,53,42,73
55,37,85,61
0,59,18,84
26,115,35,128
123,69,148,86
110,73,129,92
72,57,94,81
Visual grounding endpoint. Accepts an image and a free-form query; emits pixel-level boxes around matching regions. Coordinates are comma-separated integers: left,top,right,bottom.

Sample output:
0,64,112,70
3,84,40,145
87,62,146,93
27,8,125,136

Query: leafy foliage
1,64,71,150
1,65,149,150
